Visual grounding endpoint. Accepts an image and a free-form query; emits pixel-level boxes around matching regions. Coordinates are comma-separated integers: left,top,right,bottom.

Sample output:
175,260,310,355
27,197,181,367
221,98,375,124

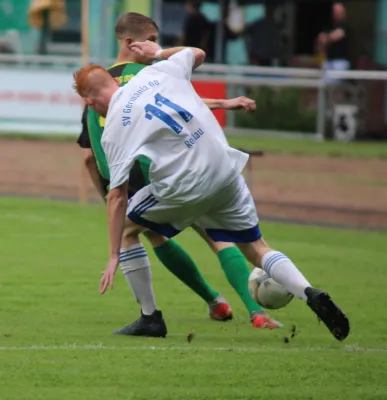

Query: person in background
244,4,282,66
180,0,210,55
316,2,350,80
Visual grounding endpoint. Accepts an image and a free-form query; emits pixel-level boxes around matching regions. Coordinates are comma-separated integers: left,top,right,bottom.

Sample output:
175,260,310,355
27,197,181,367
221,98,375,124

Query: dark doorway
294,0,332,54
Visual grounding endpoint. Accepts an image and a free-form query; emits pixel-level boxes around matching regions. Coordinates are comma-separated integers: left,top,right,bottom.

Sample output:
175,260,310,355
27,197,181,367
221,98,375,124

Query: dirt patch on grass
1,139,387,229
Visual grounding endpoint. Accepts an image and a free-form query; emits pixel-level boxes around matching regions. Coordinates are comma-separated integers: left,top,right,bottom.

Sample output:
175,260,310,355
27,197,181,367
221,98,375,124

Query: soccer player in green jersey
77,12,263,336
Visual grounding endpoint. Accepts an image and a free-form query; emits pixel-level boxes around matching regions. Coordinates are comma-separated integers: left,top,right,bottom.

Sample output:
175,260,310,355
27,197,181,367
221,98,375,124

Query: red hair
73,65,110,97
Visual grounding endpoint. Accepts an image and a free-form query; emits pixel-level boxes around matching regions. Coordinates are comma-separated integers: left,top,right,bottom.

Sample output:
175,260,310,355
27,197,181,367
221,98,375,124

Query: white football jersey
102,48,249,204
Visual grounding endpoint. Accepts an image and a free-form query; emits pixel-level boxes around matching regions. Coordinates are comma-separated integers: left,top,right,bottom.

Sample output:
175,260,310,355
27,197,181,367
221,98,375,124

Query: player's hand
223,96,256,112
100,256,120,294
129,40,162,59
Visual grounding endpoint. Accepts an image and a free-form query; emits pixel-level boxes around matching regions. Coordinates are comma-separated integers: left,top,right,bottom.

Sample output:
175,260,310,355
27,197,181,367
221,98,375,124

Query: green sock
154,239,219,303
218,247,263,314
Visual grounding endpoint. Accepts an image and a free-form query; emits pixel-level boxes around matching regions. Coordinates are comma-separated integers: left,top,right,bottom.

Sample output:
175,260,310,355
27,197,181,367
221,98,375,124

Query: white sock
261,251,311,301
120,244,157,315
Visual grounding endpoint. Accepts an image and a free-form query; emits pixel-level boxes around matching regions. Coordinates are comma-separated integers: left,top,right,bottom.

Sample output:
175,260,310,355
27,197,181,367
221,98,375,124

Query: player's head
115,12,159,64
73,65,119,117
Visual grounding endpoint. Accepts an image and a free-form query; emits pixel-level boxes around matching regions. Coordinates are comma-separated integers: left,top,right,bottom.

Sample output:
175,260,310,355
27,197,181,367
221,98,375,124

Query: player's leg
192,225,261,319
144,230,221,305
196,227,281,329
125,160,231,321
120,226,156,316
113,203,167,337
237,238,312,301
237,238,349,341
201,175,349,340
120,186,205,335
127,189,234,320
127,184,274,331
144,230,232,321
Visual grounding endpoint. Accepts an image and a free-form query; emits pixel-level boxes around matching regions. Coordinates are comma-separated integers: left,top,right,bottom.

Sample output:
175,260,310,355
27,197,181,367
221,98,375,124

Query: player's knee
143,230,168,247
83,149,95,167
252,238,274,265
212,241,234,254
121,223,143,247
193,225,234,254
192,225,216,252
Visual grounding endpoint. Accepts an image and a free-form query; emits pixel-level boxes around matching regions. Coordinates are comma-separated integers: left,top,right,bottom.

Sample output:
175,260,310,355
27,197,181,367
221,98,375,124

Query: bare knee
211,241,234,254
192,224,234,254
237,237,273,266
143,230,168,248
121,220,145,247
83,149,95,167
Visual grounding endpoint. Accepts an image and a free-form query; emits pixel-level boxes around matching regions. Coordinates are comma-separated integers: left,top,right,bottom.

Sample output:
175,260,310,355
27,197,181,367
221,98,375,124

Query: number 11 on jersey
144,93,193,134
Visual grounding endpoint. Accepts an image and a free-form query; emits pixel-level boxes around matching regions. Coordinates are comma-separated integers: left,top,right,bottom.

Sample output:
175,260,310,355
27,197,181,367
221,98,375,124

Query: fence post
79,0,90,204
316,81,326,141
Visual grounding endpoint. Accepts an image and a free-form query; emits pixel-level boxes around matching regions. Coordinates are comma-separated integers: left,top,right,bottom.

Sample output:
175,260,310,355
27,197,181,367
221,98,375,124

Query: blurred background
1,0,387,229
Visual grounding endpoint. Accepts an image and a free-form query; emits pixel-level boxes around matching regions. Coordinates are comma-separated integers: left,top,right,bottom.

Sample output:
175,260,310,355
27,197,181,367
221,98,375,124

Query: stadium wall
0,68,227,135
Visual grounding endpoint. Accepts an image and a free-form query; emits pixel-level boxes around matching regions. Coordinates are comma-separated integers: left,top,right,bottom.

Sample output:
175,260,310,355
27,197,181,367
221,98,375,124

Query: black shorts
96,162,148,200
77,106,91,149
127,161,148,199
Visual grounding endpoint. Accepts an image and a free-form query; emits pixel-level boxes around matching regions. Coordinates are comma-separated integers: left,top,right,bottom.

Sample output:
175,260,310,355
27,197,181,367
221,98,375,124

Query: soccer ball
248,267,294,310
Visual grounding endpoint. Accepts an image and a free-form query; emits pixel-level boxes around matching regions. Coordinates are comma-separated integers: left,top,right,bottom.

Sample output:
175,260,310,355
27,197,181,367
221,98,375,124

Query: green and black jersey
77,62,151,196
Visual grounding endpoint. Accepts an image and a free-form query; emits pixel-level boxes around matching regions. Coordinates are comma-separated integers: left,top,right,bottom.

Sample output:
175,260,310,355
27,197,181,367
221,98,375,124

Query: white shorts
127,175,261,243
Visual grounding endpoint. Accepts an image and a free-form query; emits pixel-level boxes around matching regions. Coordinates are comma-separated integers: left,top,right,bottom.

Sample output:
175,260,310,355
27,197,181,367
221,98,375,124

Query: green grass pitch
1,197,386,400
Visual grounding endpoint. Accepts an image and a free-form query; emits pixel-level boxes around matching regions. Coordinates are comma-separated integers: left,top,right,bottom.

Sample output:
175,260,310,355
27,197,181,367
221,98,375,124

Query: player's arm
130,41,206,71
156,46,205,70
107,180,128,260
202,96,256,112
104,143,132,261
99,132,136,294
99,179,128,294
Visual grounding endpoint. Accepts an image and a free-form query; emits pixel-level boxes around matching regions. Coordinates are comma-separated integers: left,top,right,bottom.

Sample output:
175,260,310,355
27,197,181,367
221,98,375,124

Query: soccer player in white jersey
73,43,350,339
81,12,271,336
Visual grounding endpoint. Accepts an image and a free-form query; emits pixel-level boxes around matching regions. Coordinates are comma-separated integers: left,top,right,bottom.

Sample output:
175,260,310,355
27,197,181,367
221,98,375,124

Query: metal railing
1,53,387,139
2,52,387,79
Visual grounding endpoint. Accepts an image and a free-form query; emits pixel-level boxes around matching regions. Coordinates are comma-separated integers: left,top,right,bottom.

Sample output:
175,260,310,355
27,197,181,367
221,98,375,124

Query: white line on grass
10,233,69,239
0,213,63,225
0,344,385,353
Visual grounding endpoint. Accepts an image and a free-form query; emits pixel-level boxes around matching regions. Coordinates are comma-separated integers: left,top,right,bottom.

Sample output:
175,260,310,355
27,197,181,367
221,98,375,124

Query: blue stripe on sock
264,253,288,275
266,254,288,273
120,250,147,261
264,253,283,269
120,254,147,263
121,247,147,256
266,253,286,268
120,254,148,263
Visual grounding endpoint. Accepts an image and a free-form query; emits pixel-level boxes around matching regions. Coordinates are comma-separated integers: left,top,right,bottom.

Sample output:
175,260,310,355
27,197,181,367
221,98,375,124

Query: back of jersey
105,49,248,203
88,62,146,180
